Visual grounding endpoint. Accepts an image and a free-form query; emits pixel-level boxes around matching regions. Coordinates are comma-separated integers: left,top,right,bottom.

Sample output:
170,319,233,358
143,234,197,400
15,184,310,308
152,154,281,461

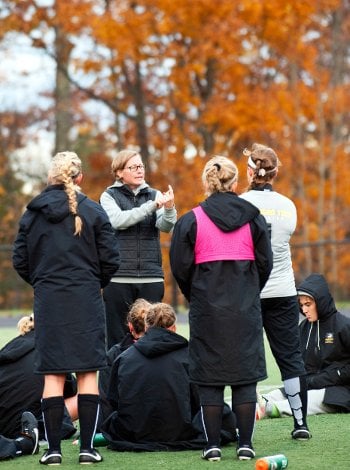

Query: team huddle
0,144,349,465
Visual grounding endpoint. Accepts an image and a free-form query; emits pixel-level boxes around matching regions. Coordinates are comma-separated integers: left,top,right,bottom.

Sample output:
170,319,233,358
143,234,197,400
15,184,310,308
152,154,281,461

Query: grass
1,324,350,469
0,309,33,318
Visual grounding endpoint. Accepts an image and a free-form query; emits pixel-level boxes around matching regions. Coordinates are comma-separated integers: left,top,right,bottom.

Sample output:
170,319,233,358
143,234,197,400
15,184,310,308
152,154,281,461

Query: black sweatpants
103,281,164,348
261,296,306,380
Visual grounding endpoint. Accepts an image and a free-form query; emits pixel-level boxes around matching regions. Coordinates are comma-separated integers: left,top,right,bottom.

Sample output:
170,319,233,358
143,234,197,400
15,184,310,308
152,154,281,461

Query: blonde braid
61,164,83,236
49,151,83,236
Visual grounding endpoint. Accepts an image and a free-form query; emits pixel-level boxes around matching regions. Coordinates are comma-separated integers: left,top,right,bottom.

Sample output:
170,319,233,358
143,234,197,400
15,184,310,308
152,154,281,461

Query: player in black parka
170,156,272,461
0,314,76,460
261,273,350,418
101,303,237,451
98,298,151,425
12,151,120,465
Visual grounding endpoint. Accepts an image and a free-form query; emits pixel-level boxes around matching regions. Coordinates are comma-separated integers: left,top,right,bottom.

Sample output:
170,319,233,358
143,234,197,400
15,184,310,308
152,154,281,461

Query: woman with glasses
100,149,177,348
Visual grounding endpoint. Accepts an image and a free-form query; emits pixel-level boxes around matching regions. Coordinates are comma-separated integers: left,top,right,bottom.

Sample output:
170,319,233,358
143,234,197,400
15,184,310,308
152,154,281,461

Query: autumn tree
239,0,350,293
0,111,35,308
0,0,349,305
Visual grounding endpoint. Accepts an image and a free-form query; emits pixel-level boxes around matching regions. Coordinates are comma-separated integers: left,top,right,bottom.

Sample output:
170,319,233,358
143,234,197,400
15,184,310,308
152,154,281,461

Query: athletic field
1,323,349,469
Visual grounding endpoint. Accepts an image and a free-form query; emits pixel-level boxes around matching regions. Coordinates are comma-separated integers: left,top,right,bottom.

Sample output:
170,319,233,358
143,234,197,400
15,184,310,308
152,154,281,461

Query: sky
0,29,56,188
0,32,55,111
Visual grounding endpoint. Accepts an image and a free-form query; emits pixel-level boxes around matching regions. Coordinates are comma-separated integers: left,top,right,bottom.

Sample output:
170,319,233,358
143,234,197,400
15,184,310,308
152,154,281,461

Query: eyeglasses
124,164,145,172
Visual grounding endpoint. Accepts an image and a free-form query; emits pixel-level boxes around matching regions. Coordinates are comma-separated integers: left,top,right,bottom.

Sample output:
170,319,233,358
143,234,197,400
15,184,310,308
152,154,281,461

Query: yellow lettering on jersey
260,208,292,219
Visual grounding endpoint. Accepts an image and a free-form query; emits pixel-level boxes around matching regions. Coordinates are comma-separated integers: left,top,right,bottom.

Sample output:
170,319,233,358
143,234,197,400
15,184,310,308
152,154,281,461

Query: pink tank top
193,206,255,264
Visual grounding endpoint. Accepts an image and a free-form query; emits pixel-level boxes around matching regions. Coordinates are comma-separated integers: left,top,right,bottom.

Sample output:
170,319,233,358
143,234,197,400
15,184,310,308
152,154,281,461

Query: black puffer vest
106,186,163,278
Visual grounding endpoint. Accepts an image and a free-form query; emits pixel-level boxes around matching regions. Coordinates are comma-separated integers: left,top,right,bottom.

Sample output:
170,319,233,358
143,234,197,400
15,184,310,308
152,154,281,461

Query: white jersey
240,189,297,298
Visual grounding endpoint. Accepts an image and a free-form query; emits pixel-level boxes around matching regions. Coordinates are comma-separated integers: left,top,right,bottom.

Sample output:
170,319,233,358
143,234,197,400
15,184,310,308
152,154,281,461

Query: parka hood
0,330,35,365
297,273,337,322
27,185,87,224
134,327,188,358
200,192,259,232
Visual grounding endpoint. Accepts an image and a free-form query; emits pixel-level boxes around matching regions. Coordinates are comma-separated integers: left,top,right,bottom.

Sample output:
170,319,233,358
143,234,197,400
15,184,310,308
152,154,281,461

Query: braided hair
48,151,83,236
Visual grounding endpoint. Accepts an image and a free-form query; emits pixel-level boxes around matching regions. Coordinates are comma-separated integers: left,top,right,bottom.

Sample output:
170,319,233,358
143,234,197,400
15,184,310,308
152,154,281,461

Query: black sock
299,376,308,428
78,394,100,451
233,402,256,448
201,405,223,447
41,396,65,452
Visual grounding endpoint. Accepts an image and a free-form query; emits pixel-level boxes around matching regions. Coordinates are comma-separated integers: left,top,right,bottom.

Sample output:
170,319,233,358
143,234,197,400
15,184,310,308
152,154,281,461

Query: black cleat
21,411,39,455
201,446,221,461
291,426,312,440
237,445,255,460
79,448,103,464
40,450,62,465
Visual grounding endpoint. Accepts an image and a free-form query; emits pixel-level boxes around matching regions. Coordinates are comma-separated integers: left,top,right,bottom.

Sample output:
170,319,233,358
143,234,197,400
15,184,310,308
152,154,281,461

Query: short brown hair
111,150,140,180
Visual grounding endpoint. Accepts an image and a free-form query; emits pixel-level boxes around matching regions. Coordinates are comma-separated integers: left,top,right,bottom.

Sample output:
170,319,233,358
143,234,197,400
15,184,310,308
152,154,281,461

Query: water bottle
255,454,288,470
93,433,108,447
73,432,108,447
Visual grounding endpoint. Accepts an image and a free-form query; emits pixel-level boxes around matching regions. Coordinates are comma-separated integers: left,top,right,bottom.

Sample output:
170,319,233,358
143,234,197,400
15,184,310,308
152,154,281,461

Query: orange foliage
1,0,350,303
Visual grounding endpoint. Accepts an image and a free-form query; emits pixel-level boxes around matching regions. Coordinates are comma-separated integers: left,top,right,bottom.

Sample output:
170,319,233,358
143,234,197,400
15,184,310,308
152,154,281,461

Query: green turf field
1,325,349,469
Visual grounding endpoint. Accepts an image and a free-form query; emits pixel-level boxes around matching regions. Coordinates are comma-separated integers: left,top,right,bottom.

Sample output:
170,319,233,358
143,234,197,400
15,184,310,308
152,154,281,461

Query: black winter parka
101,327,236,450
0,330,76,439
170,192,273,386
12,185,120,373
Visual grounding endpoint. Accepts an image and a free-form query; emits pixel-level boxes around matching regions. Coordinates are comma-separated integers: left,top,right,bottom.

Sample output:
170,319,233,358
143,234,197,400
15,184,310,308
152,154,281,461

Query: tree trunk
54,25,73,153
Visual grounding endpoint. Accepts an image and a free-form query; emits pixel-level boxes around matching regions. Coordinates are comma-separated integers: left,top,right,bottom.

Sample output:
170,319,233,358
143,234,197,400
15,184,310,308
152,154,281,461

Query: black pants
261,296,306,380
103,281,164,348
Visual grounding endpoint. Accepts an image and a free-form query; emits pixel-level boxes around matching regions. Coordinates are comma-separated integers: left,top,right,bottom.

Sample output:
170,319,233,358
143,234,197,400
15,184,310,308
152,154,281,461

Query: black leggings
198,383,257,448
